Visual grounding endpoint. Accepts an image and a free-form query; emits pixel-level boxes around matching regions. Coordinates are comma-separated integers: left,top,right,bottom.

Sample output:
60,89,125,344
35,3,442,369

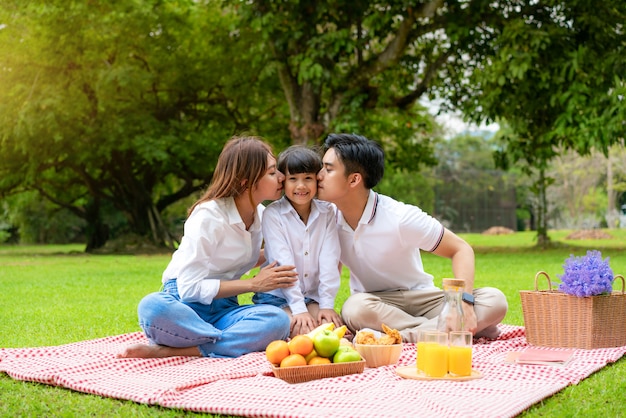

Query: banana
339,337,353,347
306,322,335,339
333,325,348,339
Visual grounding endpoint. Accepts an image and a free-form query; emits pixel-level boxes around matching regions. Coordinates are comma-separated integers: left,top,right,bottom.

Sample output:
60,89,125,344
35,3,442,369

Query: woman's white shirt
162,197,264,304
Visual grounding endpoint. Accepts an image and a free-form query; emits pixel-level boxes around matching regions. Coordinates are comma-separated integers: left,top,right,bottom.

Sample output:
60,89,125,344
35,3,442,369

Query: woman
119,136,298,359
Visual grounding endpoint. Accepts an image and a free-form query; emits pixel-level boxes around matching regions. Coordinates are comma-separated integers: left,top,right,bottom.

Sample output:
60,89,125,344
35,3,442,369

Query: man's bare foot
116,343,201,359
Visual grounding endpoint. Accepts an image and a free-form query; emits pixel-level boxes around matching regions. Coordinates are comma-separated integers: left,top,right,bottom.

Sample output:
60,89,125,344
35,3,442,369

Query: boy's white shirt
261,196,341,315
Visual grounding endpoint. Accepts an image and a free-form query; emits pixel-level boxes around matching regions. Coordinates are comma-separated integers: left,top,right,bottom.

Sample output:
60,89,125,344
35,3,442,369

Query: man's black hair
324,133,384,189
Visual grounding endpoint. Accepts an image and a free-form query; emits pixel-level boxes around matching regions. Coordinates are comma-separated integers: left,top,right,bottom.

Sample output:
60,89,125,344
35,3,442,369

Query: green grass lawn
1,230,626,417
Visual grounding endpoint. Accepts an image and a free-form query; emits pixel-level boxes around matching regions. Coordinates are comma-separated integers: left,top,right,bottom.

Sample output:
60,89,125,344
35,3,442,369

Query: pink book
506,348,574,366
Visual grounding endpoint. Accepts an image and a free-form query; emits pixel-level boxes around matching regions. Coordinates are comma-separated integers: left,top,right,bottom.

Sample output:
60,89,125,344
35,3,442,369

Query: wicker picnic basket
271,360,365,384
520,271,626,349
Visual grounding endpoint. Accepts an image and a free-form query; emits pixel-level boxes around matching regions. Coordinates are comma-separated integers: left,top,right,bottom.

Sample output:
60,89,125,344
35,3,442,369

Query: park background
1,2,626,417
1,1,625,252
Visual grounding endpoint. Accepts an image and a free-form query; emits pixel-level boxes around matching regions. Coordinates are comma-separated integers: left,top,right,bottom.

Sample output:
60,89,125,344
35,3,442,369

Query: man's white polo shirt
336,190,444,293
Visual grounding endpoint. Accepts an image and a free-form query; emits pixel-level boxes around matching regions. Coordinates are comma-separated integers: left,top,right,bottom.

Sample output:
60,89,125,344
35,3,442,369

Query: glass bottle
436,278,466,333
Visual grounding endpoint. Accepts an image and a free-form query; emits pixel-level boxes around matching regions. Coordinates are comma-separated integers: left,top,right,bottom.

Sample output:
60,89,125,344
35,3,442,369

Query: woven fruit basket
520,271,626,349
271,360,365,384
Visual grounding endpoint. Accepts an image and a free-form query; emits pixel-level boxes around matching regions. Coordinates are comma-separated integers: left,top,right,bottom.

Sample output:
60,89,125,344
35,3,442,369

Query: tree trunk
535,168,551,248
124,197,177,250
146,204,178,249
283,78,325,145
84,198,109,253
606,148,618,228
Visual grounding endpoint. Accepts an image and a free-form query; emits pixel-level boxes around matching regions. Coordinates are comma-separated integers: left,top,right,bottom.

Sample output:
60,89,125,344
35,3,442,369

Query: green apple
312,329,340,358
332,346,362,363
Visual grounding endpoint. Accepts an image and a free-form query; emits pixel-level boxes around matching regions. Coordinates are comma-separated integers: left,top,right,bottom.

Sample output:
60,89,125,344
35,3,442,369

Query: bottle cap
442,278,465,288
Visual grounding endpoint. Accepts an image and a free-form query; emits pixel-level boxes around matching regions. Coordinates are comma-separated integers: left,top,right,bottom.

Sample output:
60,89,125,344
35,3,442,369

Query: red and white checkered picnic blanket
2,325,625,418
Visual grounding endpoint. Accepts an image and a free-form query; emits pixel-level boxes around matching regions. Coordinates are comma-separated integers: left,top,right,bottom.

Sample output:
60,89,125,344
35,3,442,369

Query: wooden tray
395,366,483,381
272,360,366,384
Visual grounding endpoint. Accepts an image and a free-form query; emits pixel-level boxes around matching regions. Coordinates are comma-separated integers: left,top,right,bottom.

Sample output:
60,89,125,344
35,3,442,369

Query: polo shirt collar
358,190,379,225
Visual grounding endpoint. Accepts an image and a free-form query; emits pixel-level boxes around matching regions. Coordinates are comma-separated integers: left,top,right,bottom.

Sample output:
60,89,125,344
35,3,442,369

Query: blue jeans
137,280,290,358
252,292,315,309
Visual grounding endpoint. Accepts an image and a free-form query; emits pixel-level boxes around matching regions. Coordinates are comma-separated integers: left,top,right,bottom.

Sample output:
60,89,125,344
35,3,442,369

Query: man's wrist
462,292,475,305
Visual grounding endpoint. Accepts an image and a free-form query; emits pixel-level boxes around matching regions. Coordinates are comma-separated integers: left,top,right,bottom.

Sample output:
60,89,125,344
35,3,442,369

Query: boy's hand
291,313,317,337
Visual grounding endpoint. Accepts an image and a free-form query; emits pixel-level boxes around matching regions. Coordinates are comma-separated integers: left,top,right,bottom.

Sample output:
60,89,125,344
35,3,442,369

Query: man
316,133,507,343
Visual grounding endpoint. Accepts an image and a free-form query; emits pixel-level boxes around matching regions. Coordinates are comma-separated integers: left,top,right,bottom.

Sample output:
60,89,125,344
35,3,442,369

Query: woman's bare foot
116,343,201,359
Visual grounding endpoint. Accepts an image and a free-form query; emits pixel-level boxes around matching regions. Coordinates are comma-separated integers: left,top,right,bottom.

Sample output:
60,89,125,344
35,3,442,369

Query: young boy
253,145,345,338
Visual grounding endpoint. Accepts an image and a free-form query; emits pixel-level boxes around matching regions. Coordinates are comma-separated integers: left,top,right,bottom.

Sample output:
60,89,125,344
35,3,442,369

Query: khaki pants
341,287,508,343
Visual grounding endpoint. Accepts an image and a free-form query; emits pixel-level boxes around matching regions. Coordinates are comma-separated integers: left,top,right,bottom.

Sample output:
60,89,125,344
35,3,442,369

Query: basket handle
615,274,625,294
534,271,553,291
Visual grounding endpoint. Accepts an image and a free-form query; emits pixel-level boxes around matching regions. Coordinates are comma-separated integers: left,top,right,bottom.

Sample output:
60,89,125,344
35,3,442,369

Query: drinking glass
423,331,449,377
448,331,473,377
416,329,433,373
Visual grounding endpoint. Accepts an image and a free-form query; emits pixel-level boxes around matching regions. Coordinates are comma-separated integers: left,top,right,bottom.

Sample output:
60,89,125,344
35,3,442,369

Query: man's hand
462,302,477,334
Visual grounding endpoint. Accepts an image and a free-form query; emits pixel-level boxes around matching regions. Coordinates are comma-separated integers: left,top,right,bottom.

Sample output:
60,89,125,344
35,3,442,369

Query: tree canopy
448,0,626,245
1,0,625,250
0,0,288,249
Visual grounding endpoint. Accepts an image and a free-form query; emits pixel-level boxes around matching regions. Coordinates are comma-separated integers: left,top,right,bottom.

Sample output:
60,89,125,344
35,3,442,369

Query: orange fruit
280,353,307,368
288,334,314,356
265,340,290,365
307,356,331,365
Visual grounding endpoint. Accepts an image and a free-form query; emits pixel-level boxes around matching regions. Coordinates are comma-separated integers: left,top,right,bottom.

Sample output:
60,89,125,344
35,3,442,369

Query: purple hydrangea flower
557,250,614,297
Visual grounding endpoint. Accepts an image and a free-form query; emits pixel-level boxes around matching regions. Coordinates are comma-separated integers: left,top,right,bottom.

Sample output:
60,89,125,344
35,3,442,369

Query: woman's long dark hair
188,136,274,215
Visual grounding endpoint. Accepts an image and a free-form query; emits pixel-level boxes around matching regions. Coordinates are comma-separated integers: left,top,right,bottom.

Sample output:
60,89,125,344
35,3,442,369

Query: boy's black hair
324,133,384,189
277,145,323,175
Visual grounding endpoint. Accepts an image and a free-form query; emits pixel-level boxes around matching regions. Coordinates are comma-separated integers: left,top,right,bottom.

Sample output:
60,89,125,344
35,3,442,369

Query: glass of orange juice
423,331,449,378
448,331,473,377
416,329,434,373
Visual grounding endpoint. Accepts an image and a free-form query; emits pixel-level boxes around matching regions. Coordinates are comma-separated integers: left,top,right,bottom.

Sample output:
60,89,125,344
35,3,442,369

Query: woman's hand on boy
251,261,297,292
